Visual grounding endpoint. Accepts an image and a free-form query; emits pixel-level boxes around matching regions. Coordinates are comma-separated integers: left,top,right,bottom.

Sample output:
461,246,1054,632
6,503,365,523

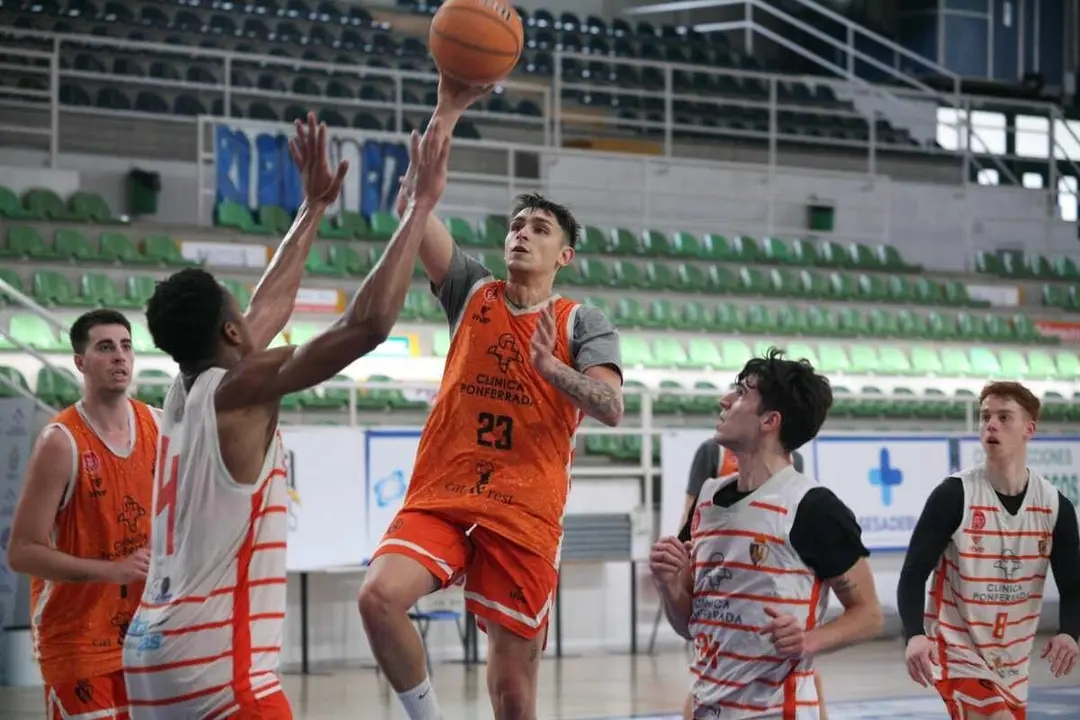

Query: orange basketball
429,0,524,86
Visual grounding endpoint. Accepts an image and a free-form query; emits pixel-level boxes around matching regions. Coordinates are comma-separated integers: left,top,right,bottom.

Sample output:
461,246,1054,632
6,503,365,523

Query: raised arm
214,122,452,412
8,427,147,585
395,74,493,286
245,112,349,350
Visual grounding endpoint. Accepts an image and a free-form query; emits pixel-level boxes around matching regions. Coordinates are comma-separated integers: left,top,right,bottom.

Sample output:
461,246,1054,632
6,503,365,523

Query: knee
357,575,408,623
489,675,531,720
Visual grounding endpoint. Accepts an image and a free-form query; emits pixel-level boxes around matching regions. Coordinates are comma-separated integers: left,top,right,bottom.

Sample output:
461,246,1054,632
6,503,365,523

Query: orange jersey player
359,74,625,720
7,310,158,719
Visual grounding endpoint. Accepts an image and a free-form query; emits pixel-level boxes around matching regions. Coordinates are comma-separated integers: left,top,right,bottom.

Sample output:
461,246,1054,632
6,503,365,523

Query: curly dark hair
69,309,131,354
511,192,581,249
146,268,231,369
736,346,833,453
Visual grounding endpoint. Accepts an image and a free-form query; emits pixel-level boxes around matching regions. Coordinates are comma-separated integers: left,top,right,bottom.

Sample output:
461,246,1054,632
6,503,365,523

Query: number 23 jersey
405,279,588,565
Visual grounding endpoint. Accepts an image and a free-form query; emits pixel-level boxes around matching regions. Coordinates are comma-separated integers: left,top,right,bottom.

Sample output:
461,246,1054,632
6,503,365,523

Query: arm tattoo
540,362,623,424
831,574,857,595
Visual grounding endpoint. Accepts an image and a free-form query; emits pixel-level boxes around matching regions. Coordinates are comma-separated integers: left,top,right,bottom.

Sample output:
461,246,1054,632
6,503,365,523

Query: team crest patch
749,539,769,566
691,507,702,533
1038,536,1050,556
971,509,986,530
82,451,100,474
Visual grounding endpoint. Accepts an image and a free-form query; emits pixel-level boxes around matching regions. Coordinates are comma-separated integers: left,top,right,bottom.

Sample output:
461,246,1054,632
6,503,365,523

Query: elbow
864,602,886,639
7,542,28,575
598,397,625,427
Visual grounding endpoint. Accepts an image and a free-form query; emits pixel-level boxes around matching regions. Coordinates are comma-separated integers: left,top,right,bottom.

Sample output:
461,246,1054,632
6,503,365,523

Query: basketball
428,0,524,86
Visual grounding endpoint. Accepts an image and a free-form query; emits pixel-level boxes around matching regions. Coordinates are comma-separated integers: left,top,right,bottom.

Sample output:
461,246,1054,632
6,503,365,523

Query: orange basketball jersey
31,400,158,684
405,281,583,565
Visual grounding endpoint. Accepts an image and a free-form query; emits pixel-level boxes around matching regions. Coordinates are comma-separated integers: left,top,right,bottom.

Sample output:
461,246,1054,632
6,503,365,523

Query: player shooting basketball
359,73,624,720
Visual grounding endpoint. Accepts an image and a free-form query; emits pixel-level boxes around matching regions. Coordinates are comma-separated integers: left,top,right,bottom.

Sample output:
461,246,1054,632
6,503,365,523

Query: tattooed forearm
539,361,624,426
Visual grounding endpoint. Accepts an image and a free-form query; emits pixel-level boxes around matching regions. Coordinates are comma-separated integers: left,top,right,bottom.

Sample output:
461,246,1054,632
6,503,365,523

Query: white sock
397,677,442,720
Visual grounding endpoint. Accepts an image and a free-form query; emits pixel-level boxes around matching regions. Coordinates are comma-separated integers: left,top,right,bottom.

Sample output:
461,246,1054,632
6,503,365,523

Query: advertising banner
813,436,952,551
363,429,421,556
279,426,366,572
957,437,1080,513
0,398,33,629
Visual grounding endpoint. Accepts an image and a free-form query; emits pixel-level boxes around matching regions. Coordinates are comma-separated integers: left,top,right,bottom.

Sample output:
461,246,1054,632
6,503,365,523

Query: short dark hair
70,309,131,354
511,192,581,249
146,268,231,369
980,381,1041,423
736,346,833,453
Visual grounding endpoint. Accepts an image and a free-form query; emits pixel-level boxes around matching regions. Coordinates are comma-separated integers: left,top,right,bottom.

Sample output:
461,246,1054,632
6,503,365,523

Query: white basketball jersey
688,467,828,719
122,368,289,718
925,466,1059,704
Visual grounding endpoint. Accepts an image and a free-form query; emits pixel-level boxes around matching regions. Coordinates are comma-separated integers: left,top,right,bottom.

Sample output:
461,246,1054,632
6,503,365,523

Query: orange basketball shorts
935,678,1026,720
372,508,558,641
46,670,129,719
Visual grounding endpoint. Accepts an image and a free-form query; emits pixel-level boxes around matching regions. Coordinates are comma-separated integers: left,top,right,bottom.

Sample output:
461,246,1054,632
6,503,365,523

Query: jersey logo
472,303,492,325
971,509,987,530
700,551,733,590
1038,536,1050,556
82,451,100,475
74,679,92,703
118,495,147,532
487,333,523,373
749,540,770,567
994,549,1021,579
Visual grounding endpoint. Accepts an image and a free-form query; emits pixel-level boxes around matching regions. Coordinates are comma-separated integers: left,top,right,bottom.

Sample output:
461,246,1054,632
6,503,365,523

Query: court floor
0,639,1075,718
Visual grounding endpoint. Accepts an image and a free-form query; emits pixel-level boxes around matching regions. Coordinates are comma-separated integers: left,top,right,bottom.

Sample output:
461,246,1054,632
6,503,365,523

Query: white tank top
122,368,289,718
925,465,1059,704
689,467,828,719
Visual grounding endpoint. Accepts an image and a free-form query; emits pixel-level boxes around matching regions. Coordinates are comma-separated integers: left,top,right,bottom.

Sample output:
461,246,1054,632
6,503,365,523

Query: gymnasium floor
0,639,1075,718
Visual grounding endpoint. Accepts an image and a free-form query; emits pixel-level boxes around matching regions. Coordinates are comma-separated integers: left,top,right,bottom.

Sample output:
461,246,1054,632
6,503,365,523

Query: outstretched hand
288,111,348,207
436,73,496,116
398,118,452,212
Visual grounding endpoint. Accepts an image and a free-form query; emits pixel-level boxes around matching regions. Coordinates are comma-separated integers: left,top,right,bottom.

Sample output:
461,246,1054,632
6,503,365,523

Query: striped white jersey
925,465,1059,704
688,467,828,719
122,368,289,718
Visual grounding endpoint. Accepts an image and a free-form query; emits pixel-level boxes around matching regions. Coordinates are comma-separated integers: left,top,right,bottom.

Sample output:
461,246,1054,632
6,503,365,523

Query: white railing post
49,35,60,168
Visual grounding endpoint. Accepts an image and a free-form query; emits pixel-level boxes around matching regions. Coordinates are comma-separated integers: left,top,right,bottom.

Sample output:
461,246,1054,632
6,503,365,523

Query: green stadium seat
940,348,973,377
970,348,1001,377
701,233,734,260
135,369,171,406
622,380,646,415
99,232,153,264
848,243,883,271
36,366,81,406
975,251,1003,275
1042,392,1069,422
674,301,709,331
215,201,273,234
769,269,803,298
816,344,851,374
944,281,976,307
257,205,292,234
798,270,831,299
731,236,763,263
791,239,820,266
852,386,886,417
983,314,1013,343
886,387,920,418
608,227,639,254
739,267,771,295
305,246,344,276
445,216,478,245
887,276,915,303
683,381,719,414
743,304,773,333
125,276,156,306
857,274,889,302
1012,314,1050,344
0,268,25,303
0,185,38,219
998,350,1029,378
910,347,944,376
954,389,977,419
613,298,647,327
644,262,683,292
654,380,683,414
337,210,370,239
144,235,199,267
621,337,652,366
643,299,676,328
775,306,805,335
918,388,950,419
1027,255,1054,279
785,342,818,366
33,270,95,307
53,228,106,262
23,188,79,221
818,241,850,268
913,278,943,305
366,211,397,240
478,216,506,247
718,339,752,370
1028,350,1057,379
670,231,702,258
0,365,30,396
640,230,671,256
7,225,60,259
927,312,959,340
652,338,688,367
82,274,140,308
577,226,605,254
954,313,984,342
836,307,868,337
1055,352,1080,380
327,244,368,275
686,338,722,368
128,320,157,354
895,310,929,338
317,375,354,409
828,272,858,300
877,244,921,272
879,346,913,375
805,306,838,336
712,303,746,333
1053,257,1079,280
867,309,899,337
68,191,124,224
1042,284,1073,309
762,237,794,265
318,215,354,240
222,280,252,310
830,387,855,417
849,345,881,374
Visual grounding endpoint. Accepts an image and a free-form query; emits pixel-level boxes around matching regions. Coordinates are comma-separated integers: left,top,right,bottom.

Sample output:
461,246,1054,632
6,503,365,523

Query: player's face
75,324,134,393
714,378,776,451
504,209,574,277
979,395,1034,458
